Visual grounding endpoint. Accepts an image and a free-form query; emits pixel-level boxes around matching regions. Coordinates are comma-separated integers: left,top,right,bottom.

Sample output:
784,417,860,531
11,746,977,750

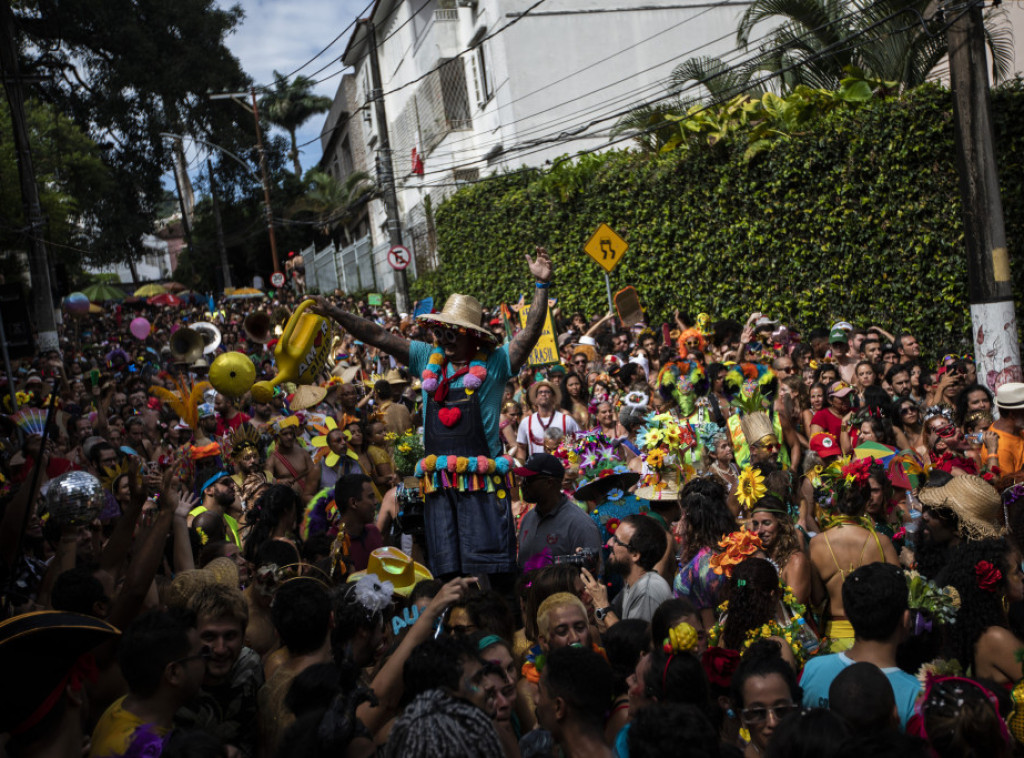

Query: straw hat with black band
917,474,1005,539
417,294,499,344
527,379,562,408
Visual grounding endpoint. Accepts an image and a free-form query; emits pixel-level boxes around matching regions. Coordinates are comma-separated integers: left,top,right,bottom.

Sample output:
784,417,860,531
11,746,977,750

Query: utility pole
947,0,1021,389
363,19,410,313
209,90,280,276
250,86,280,276
0,1,57,353
208,159,232,289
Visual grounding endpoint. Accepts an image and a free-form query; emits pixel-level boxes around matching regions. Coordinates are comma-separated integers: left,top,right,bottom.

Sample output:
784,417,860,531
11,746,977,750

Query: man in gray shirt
580,514,672,627
516,453,602,566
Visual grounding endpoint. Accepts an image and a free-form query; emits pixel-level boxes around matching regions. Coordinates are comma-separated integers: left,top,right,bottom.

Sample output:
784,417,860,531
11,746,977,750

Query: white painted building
323,0,755,284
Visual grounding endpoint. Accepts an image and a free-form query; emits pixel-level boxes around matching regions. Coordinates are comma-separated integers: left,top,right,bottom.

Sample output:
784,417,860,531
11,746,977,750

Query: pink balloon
129,317,150,340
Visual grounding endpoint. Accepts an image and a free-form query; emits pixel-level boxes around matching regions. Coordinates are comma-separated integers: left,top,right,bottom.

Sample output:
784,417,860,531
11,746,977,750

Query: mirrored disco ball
45,471,105,526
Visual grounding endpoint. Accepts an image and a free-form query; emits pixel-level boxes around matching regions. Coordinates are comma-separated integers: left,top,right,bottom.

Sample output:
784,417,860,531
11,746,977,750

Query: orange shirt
994,427,1024,476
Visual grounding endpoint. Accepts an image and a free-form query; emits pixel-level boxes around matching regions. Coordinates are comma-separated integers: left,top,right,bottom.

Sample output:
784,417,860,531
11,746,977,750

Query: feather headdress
657,361,707,417
149,377,212,431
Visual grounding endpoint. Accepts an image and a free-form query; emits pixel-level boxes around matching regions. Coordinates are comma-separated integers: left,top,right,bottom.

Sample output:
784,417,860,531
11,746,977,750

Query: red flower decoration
702,647,741,688
975,560,1003,592
605,518,621,535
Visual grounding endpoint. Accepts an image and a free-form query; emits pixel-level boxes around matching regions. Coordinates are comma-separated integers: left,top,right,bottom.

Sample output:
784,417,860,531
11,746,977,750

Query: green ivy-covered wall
411,83,1024,352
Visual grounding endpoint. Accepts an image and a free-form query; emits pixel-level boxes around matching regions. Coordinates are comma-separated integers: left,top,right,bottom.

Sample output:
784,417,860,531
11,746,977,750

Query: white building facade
323,0,754,288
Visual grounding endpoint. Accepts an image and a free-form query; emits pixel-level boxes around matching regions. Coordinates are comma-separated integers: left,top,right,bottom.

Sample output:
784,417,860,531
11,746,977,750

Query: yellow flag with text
518,303,559,366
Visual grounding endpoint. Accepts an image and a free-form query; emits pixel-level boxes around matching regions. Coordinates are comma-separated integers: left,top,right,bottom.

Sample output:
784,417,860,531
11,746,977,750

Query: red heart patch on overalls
438,407,462,427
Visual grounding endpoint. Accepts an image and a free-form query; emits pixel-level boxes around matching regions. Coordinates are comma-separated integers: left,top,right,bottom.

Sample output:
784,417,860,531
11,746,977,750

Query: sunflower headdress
310,417,357,466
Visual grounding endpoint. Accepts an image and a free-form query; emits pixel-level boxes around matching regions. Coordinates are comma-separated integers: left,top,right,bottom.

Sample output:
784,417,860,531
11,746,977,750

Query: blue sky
216,0,369,172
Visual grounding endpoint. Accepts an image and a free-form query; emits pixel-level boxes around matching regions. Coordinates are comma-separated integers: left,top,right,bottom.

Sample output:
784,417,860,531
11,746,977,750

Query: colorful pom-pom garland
415,454,514,494
421,346,488,394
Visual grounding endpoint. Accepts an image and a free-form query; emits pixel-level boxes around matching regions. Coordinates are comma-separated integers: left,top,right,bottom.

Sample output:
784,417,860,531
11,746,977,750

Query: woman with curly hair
674,482,737,630
942,538,1024,685
714,558,799,671
749,497,810,604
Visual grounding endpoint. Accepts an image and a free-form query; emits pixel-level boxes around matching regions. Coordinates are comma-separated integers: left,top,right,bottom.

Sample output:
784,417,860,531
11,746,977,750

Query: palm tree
290,169,375,246
733,0,1013,92
259,71,333,176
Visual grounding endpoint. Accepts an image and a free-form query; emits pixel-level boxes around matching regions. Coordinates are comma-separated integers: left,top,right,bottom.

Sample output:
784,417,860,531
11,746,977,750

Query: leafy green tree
17,0,263,270
0,97,113,284
260,72,333,177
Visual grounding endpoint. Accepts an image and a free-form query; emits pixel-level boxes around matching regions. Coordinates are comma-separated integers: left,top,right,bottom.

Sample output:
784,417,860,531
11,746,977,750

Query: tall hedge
411,83,1024,352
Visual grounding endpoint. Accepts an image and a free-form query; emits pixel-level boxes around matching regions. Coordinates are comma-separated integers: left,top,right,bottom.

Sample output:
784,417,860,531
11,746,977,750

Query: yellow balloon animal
251,299,334,403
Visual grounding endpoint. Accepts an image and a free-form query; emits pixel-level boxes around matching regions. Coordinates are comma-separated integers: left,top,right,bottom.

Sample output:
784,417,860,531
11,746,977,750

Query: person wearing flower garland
942,537,1024,687
706,557,801,670
311,249,552,581
808,458,899,651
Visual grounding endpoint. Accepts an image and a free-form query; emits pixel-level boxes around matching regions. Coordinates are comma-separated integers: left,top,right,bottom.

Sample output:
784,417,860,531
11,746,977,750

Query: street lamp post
210,88,280,275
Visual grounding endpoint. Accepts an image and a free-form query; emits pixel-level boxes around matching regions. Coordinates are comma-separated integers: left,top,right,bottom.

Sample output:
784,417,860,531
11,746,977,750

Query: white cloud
219,0,368,169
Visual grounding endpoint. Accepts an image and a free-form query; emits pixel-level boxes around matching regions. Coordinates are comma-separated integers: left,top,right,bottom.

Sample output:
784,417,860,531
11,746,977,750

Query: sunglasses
430,327,458,345
741,703,800,725
573,358,588,365
899,406,918,415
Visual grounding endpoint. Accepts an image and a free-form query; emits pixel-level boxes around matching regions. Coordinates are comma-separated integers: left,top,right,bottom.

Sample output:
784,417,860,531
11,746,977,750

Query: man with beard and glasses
579,514,671,628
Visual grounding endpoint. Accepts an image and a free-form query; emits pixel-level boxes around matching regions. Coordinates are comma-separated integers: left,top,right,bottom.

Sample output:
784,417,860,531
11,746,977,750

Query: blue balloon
65,292,90,316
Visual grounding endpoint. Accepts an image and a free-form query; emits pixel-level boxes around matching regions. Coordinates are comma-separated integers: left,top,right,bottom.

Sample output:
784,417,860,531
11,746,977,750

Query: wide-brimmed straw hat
528,379,562,408
290,384,328,411
917,474,1005,539
417,294,498,343
347,547,433,596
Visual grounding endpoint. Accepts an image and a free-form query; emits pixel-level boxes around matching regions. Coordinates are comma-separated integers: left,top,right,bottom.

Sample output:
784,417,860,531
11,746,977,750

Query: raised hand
525,246,552,283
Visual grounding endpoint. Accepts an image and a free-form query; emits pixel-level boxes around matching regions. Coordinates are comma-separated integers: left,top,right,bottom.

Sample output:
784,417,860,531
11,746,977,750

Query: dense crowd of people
4,253,1024,758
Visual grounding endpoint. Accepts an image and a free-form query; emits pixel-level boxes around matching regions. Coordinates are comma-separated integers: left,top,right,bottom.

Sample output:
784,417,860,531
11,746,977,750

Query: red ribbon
434,366,470,404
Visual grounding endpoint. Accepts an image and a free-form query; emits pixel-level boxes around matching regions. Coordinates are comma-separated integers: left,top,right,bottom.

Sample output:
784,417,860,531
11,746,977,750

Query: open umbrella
887,450,927,490
853,441,897,464
163,282,186,293
148,293,183,307
134,283,167,297
177,290,206,304
82,282,126,302
224,287,267,300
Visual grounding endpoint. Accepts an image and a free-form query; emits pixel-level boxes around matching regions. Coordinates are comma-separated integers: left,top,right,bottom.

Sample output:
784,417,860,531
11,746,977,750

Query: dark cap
513,453,565,480
0,610,120,734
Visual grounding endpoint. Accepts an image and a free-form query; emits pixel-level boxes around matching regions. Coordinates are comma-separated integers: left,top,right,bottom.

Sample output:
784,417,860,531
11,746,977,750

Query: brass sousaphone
169,322,222,364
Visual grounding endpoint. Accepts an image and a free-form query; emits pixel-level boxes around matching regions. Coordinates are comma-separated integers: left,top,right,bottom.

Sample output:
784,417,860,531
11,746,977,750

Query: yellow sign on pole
519,303,559,366
585,223,628,273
